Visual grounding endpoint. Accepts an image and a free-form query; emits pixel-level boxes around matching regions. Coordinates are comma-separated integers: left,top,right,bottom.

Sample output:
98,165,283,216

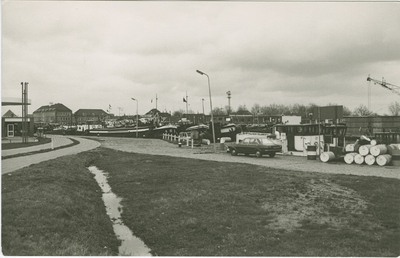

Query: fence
163,133,193,148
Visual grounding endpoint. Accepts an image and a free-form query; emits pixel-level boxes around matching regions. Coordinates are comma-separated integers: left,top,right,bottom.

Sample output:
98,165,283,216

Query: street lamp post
131,98,138,138
196,70,217,153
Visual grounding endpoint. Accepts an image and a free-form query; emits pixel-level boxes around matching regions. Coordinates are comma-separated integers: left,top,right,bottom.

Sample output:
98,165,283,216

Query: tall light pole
226,91,231,116
131,98,138,138
196,70,216,153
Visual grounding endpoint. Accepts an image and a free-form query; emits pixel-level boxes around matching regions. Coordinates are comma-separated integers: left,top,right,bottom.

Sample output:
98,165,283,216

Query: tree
261,104,288,115
224,105,233,115
211,107,226,115
353,104,374,116
251,103,262,115
388,101,400,116
343,106,352,116
236,104,249,113
172,109,185,118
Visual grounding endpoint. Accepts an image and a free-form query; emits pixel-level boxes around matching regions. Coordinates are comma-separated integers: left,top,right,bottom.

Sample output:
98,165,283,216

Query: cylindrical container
387,144,399,155
370,139,379,146
320,152,335,163
370,144,388,157
307,145,317,160
376,154,392,166
344,153,358,164
354,154,365,164
359,145,373,156
391,151,400,167
365,154,376,165
345,144,355,153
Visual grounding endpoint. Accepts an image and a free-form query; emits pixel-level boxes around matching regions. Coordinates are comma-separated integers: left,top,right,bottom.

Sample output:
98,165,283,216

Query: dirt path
95,137,400,179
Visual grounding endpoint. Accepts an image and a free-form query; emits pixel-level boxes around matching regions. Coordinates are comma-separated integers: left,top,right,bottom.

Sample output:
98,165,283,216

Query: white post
51,137,54,150
191,139,194,148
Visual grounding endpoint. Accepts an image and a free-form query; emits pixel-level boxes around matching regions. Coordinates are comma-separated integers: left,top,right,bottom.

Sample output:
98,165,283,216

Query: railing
163,133,193,148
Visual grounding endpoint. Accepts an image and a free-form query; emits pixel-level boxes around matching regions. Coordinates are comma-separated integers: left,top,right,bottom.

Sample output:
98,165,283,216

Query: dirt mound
262,179,369,232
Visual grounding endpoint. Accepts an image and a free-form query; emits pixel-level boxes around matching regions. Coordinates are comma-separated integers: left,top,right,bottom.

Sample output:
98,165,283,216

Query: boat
150,124,178,138
272,123,347,157
87,126,151,138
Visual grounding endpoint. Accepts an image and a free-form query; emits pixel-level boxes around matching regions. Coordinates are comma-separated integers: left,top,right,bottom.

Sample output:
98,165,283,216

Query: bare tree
211,107,226,115
388,101,400,116
251,103,262,115
353,104,374,116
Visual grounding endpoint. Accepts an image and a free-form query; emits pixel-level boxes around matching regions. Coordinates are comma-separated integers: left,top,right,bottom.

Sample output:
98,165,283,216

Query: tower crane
367,75,400,96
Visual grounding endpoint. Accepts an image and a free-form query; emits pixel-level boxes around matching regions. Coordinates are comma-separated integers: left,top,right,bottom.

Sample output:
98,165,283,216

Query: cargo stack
344,142,400,166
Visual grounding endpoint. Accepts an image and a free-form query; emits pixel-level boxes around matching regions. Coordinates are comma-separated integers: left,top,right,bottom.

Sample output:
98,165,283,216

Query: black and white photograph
1,0,400,256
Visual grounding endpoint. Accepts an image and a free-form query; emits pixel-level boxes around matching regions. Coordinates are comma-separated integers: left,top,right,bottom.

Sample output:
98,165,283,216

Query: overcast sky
2,1,400,117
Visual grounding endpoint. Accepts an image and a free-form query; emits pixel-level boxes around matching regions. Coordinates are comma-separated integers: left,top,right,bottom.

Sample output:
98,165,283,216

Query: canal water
88,166,152,256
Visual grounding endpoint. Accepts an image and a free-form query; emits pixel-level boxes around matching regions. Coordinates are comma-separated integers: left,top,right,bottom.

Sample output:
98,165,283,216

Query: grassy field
1,137,51,150
2,138,80,160
1,153,119,256
2,147,399,256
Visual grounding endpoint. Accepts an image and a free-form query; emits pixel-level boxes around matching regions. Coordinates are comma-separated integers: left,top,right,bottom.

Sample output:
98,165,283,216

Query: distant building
2,110,34,137
74,109,109,125
32,103,73,126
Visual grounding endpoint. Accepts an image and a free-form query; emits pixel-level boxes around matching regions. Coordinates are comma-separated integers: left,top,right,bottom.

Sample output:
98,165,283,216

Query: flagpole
186,91,188,116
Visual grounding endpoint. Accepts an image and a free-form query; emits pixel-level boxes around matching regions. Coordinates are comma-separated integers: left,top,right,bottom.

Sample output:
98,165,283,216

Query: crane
367,75,400,96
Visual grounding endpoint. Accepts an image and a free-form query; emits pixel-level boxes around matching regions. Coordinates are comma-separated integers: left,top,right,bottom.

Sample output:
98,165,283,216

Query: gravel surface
94,137,400,179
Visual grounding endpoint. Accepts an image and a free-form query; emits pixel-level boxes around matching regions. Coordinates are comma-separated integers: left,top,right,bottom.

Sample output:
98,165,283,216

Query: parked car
227,137,282,158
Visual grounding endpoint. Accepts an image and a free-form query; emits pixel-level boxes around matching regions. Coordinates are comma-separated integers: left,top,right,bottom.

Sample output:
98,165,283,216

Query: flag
151,99,153,103
109,104,111,109
183,97,187,102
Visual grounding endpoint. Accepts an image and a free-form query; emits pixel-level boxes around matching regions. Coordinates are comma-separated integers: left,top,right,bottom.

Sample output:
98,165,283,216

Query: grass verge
2,138,80,160
1,137,51,150
1,153,119,256
2,147,399,256
87,147,399,257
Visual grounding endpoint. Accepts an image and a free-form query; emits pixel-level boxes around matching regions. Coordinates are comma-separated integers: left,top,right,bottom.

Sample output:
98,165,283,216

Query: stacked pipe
344,139,400,166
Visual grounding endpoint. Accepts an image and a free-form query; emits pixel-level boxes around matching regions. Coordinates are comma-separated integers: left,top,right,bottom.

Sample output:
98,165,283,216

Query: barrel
320,152,336,163
345,144,355,153
359,145,373,156
370,144,387,157
387,144,399,155
376,155,392,166
344,153,358,164
307,145,317,160
370,139,379,146
354,154,365,165
365,154,376,166
391,149,400,166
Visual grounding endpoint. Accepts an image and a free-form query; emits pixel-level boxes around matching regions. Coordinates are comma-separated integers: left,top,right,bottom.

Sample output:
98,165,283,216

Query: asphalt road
97,137,400,180
2,136,399,179
1,136,100,174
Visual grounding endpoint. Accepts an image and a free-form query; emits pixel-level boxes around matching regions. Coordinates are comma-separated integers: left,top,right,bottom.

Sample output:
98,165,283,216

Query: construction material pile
343,136,400,166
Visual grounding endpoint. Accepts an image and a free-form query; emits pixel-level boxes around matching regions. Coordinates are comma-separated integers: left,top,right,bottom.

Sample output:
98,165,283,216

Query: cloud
2,1,400,117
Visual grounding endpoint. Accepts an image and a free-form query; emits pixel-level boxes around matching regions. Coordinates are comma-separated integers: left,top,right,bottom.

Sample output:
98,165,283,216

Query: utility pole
155,94,158,110
227,91,231,115
21,82,29,143
202,98,205,114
